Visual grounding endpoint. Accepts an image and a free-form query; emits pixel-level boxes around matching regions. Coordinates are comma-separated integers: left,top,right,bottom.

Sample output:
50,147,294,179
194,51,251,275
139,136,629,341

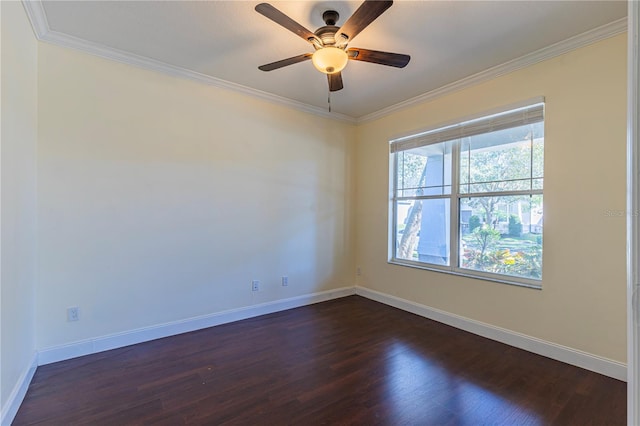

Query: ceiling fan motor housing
314,25,341,48
312,10,342,48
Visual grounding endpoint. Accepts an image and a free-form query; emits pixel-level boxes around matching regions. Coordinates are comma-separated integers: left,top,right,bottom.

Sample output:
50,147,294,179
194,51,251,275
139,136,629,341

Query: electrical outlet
252,280,260,291
282,276,288,286
67,306,79,322
357,267,362,276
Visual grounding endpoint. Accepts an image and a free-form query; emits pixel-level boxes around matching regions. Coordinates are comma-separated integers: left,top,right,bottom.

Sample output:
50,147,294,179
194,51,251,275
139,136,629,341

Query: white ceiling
35,1,627,119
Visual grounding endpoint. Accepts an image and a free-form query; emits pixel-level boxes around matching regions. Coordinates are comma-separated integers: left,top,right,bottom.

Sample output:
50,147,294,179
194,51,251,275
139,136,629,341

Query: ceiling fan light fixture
311,47,348,74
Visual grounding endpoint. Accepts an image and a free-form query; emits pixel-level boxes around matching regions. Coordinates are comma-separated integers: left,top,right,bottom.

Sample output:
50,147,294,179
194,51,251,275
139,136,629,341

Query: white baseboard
1,352,38,426
355,286,627,381
38,286,356,366
6,285,625,426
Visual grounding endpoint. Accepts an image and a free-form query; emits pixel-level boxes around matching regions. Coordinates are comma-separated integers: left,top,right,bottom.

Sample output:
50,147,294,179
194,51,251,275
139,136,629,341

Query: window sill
388,258,542,290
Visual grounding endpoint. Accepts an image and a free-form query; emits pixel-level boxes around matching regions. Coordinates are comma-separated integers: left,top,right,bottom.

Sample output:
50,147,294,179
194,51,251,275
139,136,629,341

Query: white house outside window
390,101,544,288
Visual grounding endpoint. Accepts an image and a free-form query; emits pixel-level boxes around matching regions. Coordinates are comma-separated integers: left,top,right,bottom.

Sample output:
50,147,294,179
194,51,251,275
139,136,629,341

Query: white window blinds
390,102,544,154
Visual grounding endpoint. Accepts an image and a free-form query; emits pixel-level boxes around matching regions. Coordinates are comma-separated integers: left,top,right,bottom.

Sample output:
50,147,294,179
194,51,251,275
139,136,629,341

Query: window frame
388,99,544,289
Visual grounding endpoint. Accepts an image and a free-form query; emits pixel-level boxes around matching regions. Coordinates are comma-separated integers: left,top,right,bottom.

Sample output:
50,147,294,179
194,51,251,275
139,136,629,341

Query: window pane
391,104,544,286
459,123,544,194
459,195,543,280
396,142,452,197
532,132,544,179
395,198,450,265
532,178,543,190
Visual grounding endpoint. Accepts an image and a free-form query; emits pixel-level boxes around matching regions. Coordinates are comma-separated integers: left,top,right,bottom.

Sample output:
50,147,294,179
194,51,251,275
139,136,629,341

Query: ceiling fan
255,0,410,92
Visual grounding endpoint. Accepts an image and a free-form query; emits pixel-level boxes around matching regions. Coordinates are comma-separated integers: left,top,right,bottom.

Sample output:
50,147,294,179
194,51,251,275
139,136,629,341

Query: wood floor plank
13,296,626,425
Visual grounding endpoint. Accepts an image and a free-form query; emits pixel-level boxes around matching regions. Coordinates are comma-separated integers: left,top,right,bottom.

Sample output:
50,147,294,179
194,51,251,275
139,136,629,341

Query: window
390,101,544,288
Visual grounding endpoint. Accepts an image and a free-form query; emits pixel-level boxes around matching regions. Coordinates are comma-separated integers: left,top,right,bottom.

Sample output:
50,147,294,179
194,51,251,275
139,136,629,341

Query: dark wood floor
14,296,625,425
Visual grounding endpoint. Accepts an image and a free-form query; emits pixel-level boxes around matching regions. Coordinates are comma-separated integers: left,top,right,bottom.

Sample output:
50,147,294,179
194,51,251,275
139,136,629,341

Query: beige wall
0,8,628,410
36,43,355,349
0,0,38,413
355,34,628,362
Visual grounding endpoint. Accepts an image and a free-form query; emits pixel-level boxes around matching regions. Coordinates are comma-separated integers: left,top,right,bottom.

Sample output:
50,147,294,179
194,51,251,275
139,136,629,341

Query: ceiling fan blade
335,0,393,45
328,72,344,92
255,3,319,45
258,53,313,71
347,48,410,68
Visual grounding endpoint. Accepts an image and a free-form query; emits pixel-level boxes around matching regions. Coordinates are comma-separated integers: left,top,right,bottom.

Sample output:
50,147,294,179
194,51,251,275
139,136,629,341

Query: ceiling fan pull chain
328,90,332,113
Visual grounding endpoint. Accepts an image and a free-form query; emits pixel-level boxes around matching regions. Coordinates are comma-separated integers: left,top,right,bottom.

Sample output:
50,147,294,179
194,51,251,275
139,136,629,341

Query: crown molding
44,30,357,123
357,17,628,123
21,1,626,124
22,0,49,39
20,2,357,124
